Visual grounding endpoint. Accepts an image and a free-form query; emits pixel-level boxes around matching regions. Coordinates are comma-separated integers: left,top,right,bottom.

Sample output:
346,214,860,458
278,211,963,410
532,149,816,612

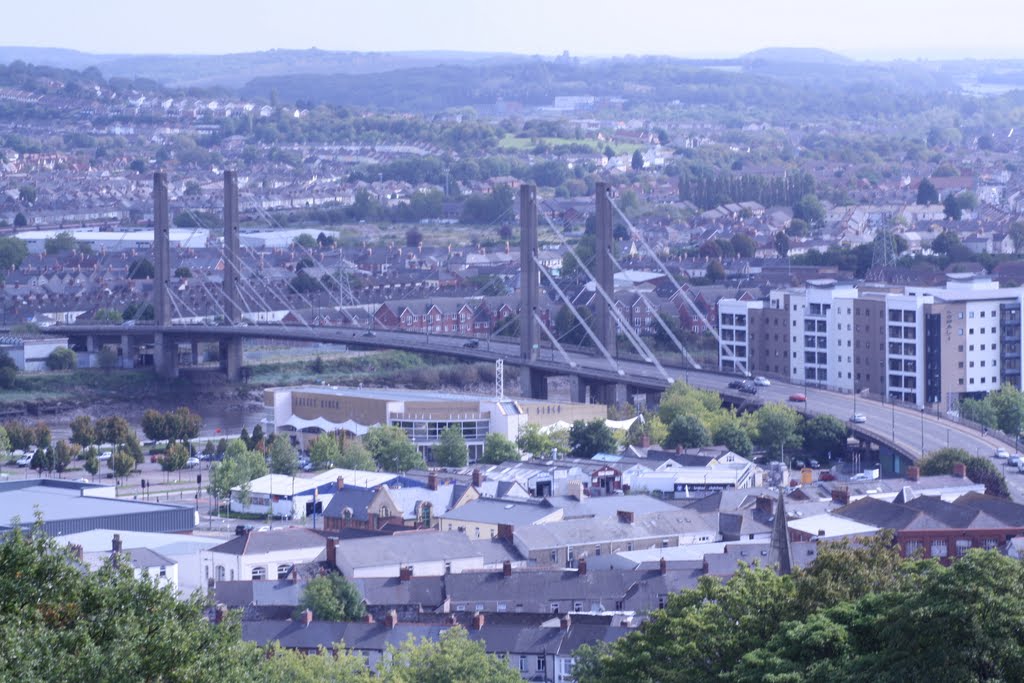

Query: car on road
753,376,771,386
463,340,480,348
362,330,377,337
995,448,1011,459
1008,455,1023,469
788,393,806,403
727,380,744,390
186,457,201,469
738,382,758,395
97,451,113,462
15,454,33,467
850,413,867,423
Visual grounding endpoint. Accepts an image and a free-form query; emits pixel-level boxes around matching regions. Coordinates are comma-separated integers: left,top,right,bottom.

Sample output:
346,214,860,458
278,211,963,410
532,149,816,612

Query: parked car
738,382,758,395
850,413,867,423
97,451,113,462
1008,455,1023,469
789,393,807,403
15,454,33,467
186,457,201,469
754,376,771,386
994,448,1010,459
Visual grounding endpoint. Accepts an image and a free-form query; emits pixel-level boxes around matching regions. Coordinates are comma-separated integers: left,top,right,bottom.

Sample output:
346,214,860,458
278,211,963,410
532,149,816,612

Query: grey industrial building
0,479,196,536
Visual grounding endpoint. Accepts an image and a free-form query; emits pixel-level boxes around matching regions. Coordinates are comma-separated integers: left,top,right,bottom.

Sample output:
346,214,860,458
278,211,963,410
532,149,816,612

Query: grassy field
498,134,644,155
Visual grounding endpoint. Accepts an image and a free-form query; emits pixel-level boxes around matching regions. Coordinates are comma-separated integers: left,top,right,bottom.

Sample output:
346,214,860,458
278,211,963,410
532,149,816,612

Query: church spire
767,489,793,575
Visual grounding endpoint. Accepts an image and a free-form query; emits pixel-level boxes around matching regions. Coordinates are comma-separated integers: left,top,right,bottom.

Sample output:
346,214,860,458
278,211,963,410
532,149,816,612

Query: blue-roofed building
0,479,196,536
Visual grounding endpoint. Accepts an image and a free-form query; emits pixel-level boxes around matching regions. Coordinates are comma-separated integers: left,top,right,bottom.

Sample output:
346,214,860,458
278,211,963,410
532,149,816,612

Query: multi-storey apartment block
718,274,1024,409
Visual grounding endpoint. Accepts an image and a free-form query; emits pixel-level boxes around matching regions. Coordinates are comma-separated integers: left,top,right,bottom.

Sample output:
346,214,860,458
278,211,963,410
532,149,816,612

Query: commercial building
0,479,196,536
718,274,1024,408
265,386,606,462
227,468,399,520
0,335,71,371
13,227,208,254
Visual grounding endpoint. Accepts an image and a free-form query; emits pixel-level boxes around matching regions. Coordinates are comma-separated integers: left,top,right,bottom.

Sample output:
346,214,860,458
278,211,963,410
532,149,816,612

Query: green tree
663,414,711,450
174,266,192,278
12,212,26,228
943,192,963,220
18,185,36,204
208,439,268,502
916,177,939,204
268,436,298,476
774,230,789,257
84,449,99,478
0,236,27,271
31,447,54,474
294,233,318,249
730,233,756,258
432,425,468,467
97,347,120,369
0,426,9,456
792,193,825,228
95,416,133,448
365,425,425,472
516,424,554,457
379,626,522,683
711,419,753,457
43,231,76,255
754,404,803,461
959,396,998,428
161,442,190,477
919,447,1009,497
337,438,376,471
294,573,366,621
480,432,518,464
52,440,75,474
110,449,135,482
801,414,848,459
630,149,644,171
569,419,617,459
69,415,95,447
127,258,156,279
705,259,725,282
308,433,342,470
986,383,1024,436
141,409,168,441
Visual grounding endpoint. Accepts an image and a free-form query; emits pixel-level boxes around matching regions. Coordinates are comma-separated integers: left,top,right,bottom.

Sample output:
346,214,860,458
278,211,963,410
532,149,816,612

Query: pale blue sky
4,0,1023,59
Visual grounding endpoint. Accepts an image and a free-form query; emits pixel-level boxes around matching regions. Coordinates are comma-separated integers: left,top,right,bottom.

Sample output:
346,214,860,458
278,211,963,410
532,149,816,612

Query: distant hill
741,47,855,65
0,47,533,88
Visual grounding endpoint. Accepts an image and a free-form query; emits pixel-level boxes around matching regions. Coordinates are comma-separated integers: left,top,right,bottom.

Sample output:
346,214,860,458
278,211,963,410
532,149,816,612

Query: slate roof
216,579,305,608
954,492,1024,527
440,498,556,526
513,510,717,551
352,576,446,608
209,528,328,556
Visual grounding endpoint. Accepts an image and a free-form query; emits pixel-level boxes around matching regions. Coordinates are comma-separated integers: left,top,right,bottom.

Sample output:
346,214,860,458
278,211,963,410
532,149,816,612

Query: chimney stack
336,476,344,490
831,486,850,506
213,603,228,624
363,613,375,624
676,444,683,455
112,534,123,554
472,468,482,487
659,557,667,575
384,610,398,629
907,465,920,482
326,538,337,567
560,614,571,630
952,462,967,479
617,510,635,524
502,560,512,578
641,435,650,448
472,612,486,631
399,565,413,582
428,472,438,491
577,557,587,576
300,609,313,626
69,544,84,562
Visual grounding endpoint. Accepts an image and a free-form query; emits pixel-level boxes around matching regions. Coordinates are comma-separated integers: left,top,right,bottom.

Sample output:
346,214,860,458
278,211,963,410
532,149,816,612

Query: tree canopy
918,447,1009,497
432,426,468,467
364,425,426,472
569,419,617,458
295,573,365,622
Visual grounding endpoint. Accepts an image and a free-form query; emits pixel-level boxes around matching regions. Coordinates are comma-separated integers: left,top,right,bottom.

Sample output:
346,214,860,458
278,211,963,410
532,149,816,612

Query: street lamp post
920,408,925,456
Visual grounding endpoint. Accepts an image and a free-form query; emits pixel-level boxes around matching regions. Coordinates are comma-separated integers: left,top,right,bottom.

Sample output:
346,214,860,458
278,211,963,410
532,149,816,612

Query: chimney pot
399,565,413,582
336,476,344,490
300,609,313,626
472,468,482,487
385,609,398,629
659,557,667,575
326,538,337,567
472,612,486,630
112,534,122,553
676,444,683,455
502,560,512,578
428,472,438,490
578,557,587,576
560,614,571,630
363,613,374,624
907,465,920,482
952,462,967,479
831,486,850,506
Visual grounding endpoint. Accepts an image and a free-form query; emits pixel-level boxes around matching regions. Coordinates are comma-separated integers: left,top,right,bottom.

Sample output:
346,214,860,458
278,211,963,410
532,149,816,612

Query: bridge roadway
53,323,1024,501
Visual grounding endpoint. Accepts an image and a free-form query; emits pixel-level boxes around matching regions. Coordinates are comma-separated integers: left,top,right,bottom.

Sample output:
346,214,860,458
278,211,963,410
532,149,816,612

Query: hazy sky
4,0,1024,60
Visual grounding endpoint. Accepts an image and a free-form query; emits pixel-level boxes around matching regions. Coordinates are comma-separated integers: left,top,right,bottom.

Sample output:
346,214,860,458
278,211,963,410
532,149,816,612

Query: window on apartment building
959,362,964,368
982,377,988,383
994,377,999,383
970,361,975,368
992,327,997,333
970,378,975,384
959,329,964,336
982,361,987,367
658,594,667,609
970,312,975,318
959,345,964,352
277,565,291,580
497,602,507,612
904,540,923,556
573,601,583,612
958,312,964,319
970,329,975,335
960,378,965,385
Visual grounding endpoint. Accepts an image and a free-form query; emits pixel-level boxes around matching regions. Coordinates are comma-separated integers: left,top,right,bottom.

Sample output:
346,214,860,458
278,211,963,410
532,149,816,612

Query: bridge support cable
534,257,622,375
535,313,578,369
184,207,317,331
537,209,672,384
251,202,360,308
606,250,701,369
165,285,208,324
608,199,747,375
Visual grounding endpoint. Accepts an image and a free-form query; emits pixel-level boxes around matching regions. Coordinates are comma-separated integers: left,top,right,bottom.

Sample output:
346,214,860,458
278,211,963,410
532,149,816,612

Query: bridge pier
120,335,136,369
520,367,549,400
219,338,242,382
190,341,200,366
154,333,178,378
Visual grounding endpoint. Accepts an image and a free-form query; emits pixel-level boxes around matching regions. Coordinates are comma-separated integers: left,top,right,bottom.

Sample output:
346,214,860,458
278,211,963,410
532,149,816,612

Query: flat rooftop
278,385,588,407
